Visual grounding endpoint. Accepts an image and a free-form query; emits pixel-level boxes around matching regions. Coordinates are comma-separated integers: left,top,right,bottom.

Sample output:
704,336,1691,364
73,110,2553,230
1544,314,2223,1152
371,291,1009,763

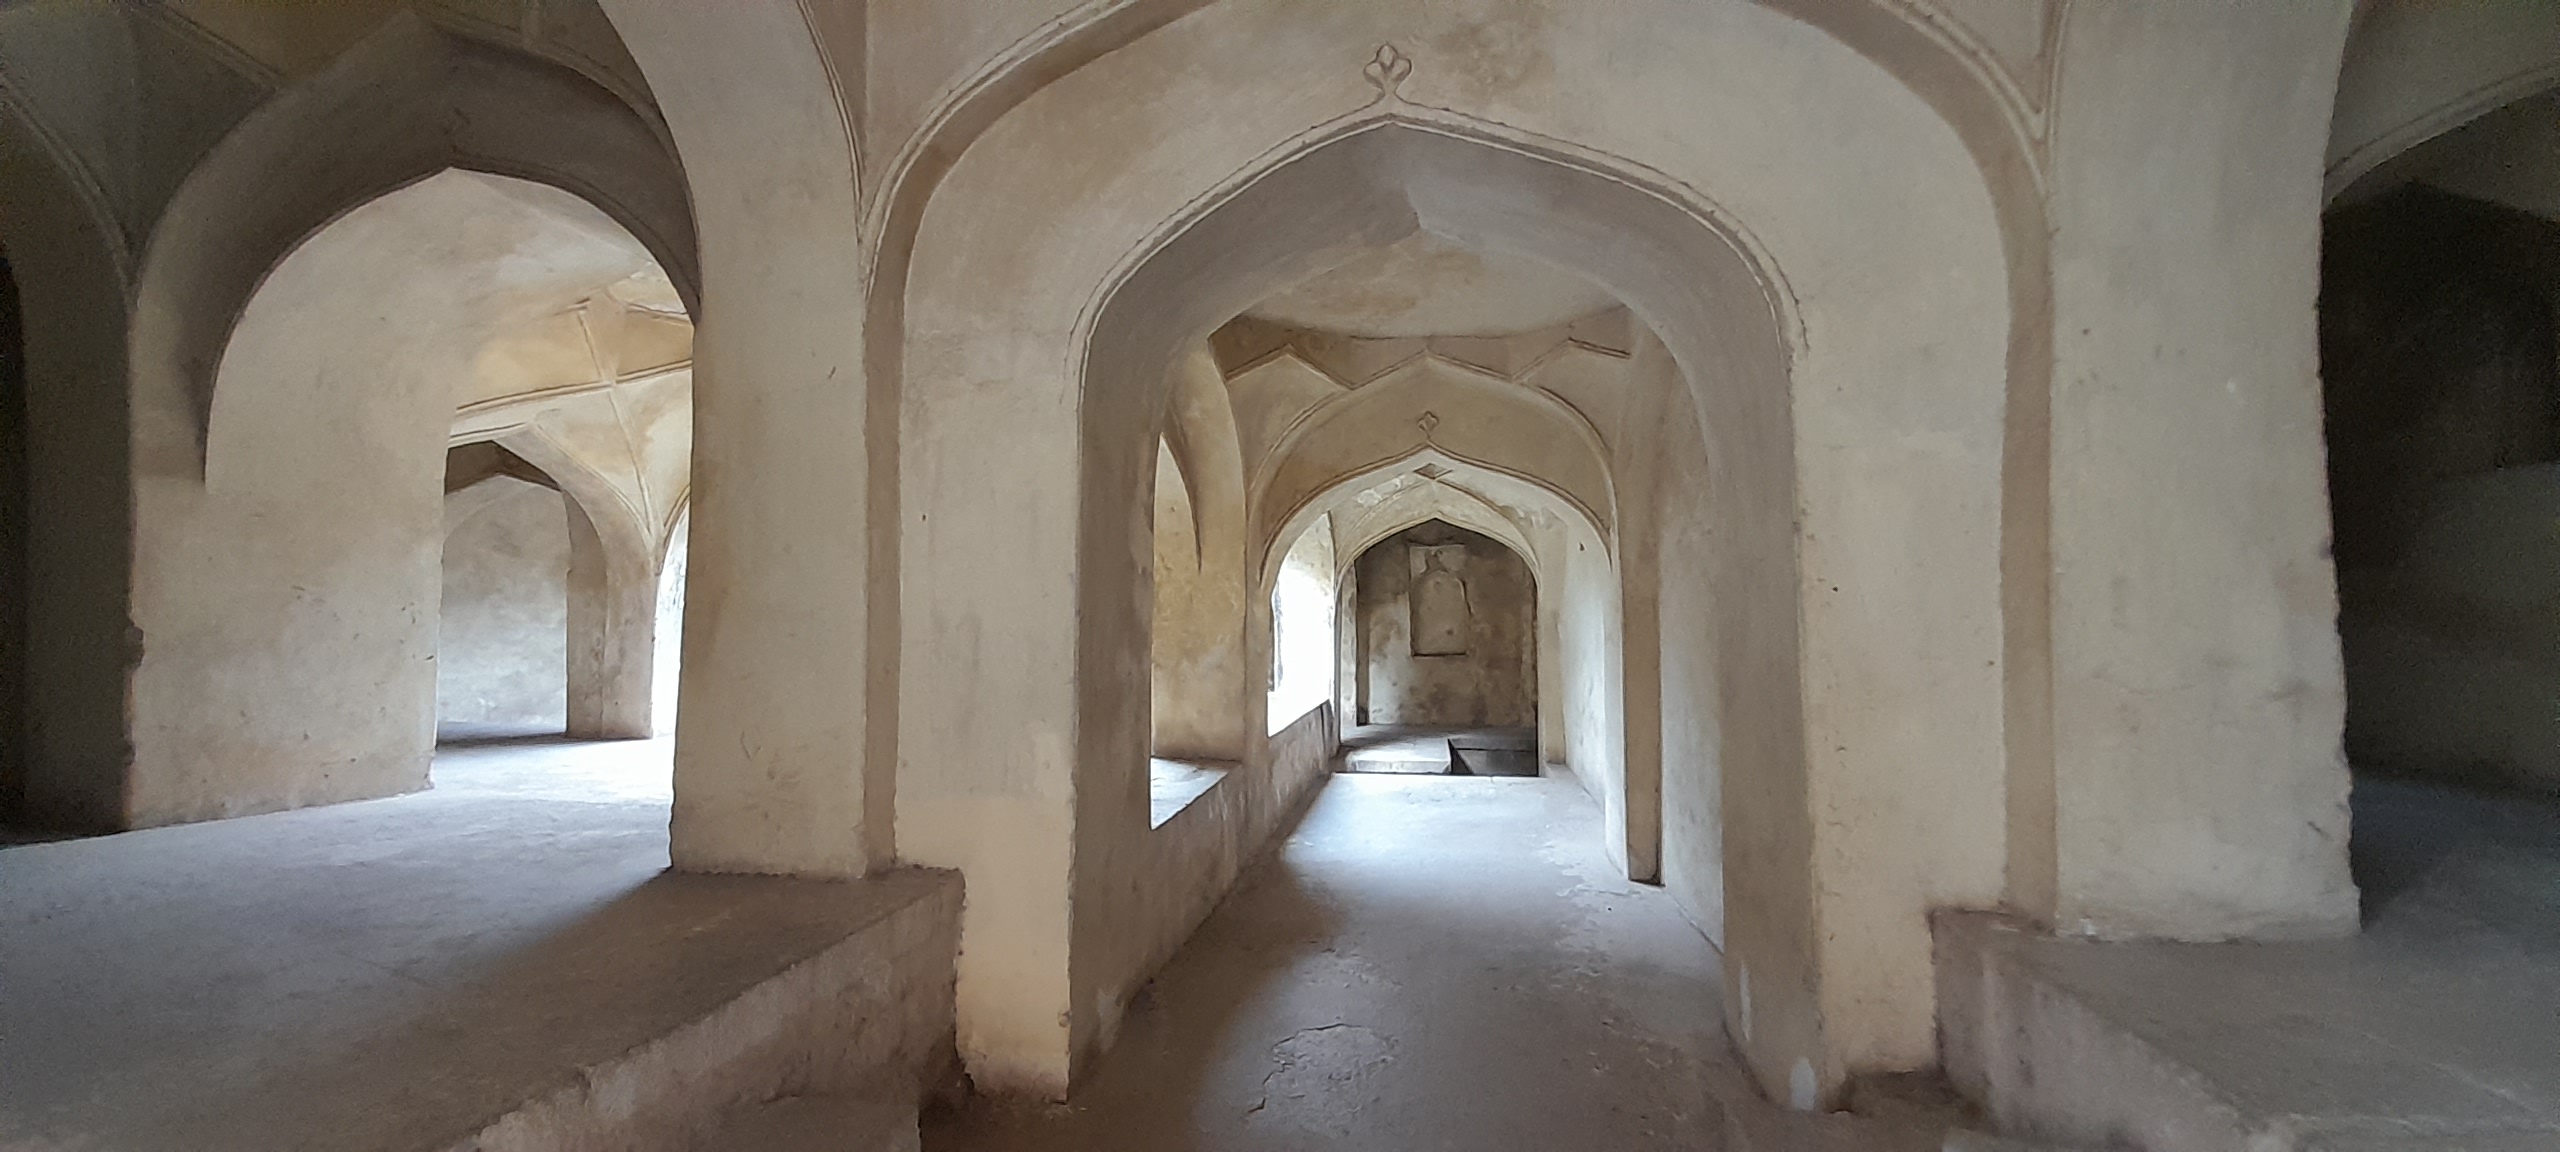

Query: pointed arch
129,13,696,481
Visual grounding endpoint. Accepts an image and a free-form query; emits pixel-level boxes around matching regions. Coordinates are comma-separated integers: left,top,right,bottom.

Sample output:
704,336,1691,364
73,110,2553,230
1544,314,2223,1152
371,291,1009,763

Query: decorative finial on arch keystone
1417,410,1441,440
1366,43,1414,101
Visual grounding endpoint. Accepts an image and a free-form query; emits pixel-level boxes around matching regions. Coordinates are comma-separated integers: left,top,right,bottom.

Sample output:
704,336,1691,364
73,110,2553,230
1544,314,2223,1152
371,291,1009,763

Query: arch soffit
1061,108,1794,634
894,0,2020,635
0,88,133,300
880,0,2036,285
1159,341,1247,568
1328,480,1546,593
1052,116,1794,592
476,425,659,572
1260,447,1594,595
2324,2,2560,202
1248,349,1618,545
129,14,698,481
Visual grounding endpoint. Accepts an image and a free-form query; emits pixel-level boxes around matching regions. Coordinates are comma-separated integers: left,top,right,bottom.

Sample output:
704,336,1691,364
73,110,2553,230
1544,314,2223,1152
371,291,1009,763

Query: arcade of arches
3,3,2558,1150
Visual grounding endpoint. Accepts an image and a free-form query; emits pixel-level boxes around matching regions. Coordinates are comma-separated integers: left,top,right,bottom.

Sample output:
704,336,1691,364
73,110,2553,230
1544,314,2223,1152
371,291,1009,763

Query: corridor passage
926,775,1950,1151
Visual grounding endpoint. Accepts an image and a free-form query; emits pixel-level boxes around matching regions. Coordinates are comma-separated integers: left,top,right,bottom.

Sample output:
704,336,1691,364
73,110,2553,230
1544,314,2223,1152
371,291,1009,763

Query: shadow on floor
434,722,578,748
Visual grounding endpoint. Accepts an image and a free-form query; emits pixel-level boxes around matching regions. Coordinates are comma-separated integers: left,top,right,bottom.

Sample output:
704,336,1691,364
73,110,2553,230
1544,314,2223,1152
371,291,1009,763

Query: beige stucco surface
127,169,691,825
1353,522,1534,729
440,477,572,731
2044,5,2359,941
4,0,2495,1136
892,0,2009,1102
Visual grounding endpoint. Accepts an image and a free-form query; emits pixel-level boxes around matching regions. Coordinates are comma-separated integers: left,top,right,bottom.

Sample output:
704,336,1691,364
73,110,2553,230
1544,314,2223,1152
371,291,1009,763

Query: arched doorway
897,8,2012,1092
1340,519,1540,777
437,445,575,743
2320,87,2560,926
128,168,692,818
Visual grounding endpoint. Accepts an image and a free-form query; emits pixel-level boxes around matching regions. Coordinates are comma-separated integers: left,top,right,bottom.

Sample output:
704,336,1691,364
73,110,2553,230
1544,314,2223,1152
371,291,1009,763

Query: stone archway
129,14,695,483
128,169,685,826
1064,115,1840,1107
897,2,2010,1100
1264,447,1634,871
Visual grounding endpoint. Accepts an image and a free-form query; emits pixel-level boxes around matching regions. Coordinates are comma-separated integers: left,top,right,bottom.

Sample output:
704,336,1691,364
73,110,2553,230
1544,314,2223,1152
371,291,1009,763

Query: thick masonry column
596,0,882,876
2043,2,2361,938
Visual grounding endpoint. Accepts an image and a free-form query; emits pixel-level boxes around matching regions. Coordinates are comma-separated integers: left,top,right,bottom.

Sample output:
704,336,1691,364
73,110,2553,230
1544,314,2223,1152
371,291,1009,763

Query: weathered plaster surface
2046,4,2359,940
439,476,570,732
598,0,884,879
898,0,2006,1102
128,170,687,826
1353,522,1534,729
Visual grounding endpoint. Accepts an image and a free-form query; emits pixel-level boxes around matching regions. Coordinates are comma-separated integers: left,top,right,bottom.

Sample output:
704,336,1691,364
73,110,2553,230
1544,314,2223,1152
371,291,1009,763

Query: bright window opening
1268,515,1336,734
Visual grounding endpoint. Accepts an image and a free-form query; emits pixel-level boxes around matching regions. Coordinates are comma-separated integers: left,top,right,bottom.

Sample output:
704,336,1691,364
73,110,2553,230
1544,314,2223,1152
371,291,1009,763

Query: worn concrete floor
0,737,919,1152
925,773,1959,1152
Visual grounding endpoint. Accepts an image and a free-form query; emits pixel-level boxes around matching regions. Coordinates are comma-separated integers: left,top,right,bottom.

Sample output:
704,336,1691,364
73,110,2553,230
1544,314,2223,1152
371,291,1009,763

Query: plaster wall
0,0,689,830
2044,4,2359,938
1149,342,1251,762
1082,701,1337,1068
0,5,269,258
125,169,683,826
1538,562,1567,769
1353,521,1533,729
897,0,2009,1102
438,477,570,732
864,0,1079,186
1560,533,1626,872
1268,518,1337,733
652,513,687,737
1624,331,1722,945
129,182,464,824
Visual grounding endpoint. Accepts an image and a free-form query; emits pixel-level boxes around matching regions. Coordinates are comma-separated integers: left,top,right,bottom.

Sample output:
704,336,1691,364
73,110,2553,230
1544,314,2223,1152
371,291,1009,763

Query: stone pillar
2043,2,2361,938
594,0,882,876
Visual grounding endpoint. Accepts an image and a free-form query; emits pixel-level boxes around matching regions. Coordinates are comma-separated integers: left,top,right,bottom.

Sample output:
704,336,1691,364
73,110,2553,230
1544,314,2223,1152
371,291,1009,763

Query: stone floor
924,773,1964,1152
0,736,951,1152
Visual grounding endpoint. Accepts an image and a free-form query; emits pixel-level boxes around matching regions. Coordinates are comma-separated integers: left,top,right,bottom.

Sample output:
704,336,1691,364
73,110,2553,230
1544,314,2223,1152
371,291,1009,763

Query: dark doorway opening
2,251,29,831
2320,186,2560,919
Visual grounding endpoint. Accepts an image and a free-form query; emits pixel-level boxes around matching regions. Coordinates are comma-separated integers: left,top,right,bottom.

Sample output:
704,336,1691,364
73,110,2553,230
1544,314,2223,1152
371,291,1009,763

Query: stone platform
1938,779,2560,1151
0,739,960,1152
